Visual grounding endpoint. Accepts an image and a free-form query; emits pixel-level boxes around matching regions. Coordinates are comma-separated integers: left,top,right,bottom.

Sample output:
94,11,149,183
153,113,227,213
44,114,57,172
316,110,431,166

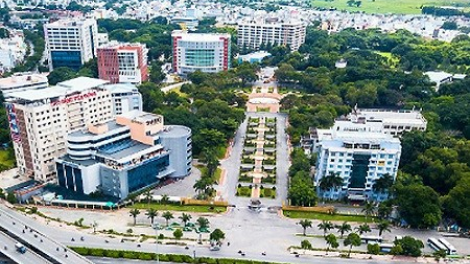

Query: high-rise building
44,18,98,71
172,31,231,75
56,110,192,199
97,41,149,84
314,120,401,201
237,19,306,51
6,77,142,182
0,73,48,100
103,83,143,115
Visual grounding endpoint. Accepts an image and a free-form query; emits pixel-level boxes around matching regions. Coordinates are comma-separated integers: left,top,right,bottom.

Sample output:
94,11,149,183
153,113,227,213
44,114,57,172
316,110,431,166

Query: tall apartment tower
6,77,143,183
44,18,98,71
237,20,306,51
172,31,231,75
97,41,149,84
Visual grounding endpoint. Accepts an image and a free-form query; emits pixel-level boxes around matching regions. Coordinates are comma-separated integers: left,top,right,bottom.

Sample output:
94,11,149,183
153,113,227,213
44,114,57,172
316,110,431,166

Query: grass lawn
259,188,276,199
310,0,470,14
129,203,227,213
236,186,251,197
376,51,399,67
195,165,222,182
0,150,15,169
283,210,375,223
215,145,227,159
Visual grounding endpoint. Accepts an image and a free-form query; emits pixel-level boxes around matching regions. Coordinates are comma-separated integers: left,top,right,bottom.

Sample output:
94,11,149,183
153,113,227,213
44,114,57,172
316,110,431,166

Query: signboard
50,91,97,106
5,103,21,142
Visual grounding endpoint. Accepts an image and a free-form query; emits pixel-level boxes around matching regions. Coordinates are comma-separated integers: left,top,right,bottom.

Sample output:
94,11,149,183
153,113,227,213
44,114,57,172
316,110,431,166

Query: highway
0,230,51,264
0,204,93,264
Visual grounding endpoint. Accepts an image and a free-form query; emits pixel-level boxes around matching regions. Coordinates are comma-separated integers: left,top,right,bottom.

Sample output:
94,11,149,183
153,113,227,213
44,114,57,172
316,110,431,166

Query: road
0,204,93,264
0,230,51,264
160,81,190,93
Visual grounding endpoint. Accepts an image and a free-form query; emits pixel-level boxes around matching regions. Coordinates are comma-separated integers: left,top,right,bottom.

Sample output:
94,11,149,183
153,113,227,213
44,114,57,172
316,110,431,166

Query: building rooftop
68,121,125,138
8,77,108,102
238,51,271,61
159,125,191,138
96,139,153,160
171,30,230,41
120,110,163,124
103,83,139,94
0,73,48,90
425,71,452,83
348,108,427,125
45,17,96,27
97,40,145,49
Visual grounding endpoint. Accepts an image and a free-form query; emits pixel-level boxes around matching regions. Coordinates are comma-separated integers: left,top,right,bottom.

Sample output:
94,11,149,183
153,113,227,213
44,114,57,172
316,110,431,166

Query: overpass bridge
0,204,94,264
0,230,52,264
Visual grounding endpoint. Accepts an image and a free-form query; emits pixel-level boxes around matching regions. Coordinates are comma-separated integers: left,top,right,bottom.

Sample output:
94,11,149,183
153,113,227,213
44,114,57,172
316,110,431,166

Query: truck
15,243,26,254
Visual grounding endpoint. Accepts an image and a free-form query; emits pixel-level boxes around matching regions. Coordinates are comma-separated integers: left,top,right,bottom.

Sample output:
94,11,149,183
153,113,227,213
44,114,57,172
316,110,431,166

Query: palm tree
325,234,339,255
362,201,376,221
144,190,153,206
377,202,393,220
146,208,158,224
196,217,210,230
317,220,334,237
376,221,391,236
162,211,173,226
129,209,140,225
160,194,170,205
373,173,394,197
179,213,192,227
355,223,371,235
336,222,352,238
298,219,312,236
92,221,98,233
344,233,361,258
319,172,343,200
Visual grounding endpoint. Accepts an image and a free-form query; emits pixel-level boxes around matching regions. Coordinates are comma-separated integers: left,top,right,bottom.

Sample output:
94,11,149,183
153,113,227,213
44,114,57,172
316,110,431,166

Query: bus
438,238,457,255
15,243,26,254
379,243,394,253
427,238,448,254
360,235,382,244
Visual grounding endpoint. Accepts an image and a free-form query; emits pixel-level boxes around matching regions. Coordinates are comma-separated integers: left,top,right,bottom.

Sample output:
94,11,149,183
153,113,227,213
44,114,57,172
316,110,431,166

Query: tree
442,177,470,228
355,223,371,235
210,228,225,243
173,229,183,240
394,236,424,257
160,194,170,205
179,213,192,227
373,173,394,196
144,190,153,205
325,234,339,255
336,222,352,238
367,243,380,255
442,21,458,30
395,184,442,228
129,209,140,225
47,67,76,85
288,171,317,206
317,220,334,237
146,208,158,224
197,217,210,230
298,219,312,236
377,202,393,220
162,211,173,226
433,249,447,262
188,70,208,85
362,202,376,221
92,221,98,233
344,233,361,258
319,172,343,200
376,221,391,236
300,239,312,250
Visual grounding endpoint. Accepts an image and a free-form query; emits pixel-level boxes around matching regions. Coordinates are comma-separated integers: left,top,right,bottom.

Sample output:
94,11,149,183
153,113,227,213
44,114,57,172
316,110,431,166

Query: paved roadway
0,204,93,264
0,230,51,264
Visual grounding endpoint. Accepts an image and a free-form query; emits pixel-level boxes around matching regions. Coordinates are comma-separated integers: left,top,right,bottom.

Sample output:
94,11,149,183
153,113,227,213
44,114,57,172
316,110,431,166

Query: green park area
283,210,374,223
310,0,470,14
0,149,15,170
130,203,227,213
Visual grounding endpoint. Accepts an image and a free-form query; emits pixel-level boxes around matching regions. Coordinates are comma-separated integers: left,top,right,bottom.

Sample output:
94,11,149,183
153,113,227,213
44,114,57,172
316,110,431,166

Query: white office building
6,77,142,182
314,121,401,201
103,83,143,115
172,31,231,75
237,19,306,51
0,30,28,73
44,18,98,71
0,73,48,100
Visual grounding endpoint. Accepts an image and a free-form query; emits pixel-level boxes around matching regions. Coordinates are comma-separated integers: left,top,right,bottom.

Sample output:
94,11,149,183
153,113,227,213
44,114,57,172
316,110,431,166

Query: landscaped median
130,199,227,214
71,247,290,264
282,206,374,223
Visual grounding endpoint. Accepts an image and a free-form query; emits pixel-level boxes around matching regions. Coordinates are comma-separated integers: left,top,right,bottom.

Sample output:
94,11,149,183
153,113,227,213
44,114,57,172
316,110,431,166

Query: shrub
104,250,120,258
127,228,133,233
139,253,153,260
123,252,137,259
238,183,242,188
367,243,380,255
260,185,264,189
90,248,104,257
158,234,164,239
272,186,276,190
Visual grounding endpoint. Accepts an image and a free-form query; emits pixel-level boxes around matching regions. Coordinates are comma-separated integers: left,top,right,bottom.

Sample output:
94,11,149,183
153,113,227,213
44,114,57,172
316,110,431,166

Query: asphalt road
0,203,93,264
0,230,51,264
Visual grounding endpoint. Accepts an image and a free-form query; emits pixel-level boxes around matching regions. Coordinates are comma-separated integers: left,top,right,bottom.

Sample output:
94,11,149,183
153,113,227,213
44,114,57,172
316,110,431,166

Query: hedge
71,246,288,264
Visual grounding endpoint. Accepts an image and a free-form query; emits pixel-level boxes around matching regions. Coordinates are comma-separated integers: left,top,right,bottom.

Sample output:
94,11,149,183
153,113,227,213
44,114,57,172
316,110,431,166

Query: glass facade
127,154,169,193
185,49,215,67
51,51,82,70
56,163,84,194
349,154,371,188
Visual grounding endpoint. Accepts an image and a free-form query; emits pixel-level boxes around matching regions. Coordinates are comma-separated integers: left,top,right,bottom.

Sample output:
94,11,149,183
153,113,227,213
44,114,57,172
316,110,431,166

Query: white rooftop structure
0,73,48,99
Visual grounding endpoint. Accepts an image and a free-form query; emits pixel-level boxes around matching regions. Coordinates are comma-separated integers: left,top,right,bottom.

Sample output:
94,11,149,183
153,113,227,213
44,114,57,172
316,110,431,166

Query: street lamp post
153,223,160,264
